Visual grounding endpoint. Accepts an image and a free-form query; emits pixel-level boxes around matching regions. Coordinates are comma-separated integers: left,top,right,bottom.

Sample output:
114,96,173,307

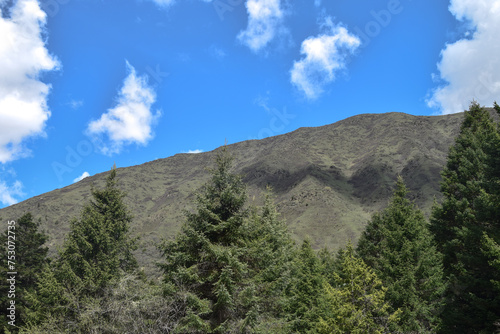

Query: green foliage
315,241,400,334
242,190,295,311
0,213,49,330
283,239,325,333
23,263,70,325
357,177,446,332
26,169,138,328
430,101,500,333
482,233,500,292
158,147,255,332
60,168,138,293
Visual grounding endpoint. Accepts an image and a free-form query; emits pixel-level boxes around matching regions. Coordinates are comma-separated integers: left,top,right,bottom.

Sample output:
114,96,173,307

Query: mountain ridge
0,111,473,273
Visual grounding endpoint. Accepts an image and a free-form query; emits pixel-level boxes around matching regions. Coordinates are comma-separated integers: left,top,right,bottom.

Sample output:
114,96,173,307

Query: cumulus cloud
0,179,23,207
0,0,60,163
87,61,161,155
290,17,360,100
427,0,500,114
237,0,286,53
73,171,90,183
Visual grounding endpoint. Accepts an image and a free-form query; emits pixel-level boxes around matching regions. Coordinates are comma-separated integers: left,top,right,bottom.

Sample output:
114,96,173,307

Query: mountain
0,112,470,274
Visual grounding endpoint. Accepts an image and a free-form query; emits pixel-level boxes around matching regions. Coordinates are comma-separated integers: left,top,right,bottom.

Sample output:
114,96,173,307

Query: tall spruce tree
478,101,500,330
59,168,138,294
241,189,295,328
25,169,138,327
158,146,252,333
315,241,400,334
357,177,446,333
0,213,48,330
284,239,325,333
430,101,500,333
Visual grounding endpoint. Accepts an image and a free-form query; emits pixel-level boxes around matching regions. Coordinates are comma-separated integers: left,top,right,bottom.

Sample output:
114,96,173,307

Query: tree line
1,101,499,333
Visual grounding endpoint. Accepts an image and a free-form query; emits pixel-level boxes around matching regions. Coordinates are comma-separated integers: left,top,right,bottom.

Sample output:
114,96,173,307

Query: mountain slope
0,112,468,273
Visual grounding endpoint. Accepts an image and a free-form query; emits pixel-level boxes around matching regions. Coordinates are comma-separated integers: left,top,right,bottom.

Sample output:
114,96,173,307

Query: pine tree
315,241,400,334
158,146,251,333
0,213,48,330
284,239,325,333
481,102,500,222
59,168,138,295
25,169,138,328
241,189,295,328
430,101,500,333
478,101,500,330
357,177,446,332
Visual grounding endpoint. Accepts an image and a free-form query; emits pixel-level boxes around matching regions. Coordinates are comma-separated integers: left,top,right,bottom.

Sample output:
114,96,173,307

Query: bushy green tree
430,101,500,333
60,168,138,293
25,169,138,328
357,178,446,332
315,242,400,334
159,147,253,333
0,213,48,331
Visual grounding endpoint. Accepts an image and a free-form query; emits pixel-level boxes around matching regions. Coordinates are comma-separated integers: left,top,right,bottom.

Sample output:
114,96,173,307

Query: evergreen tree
25,169,138,328
478,101,500,330
60,168,137,294
0,213,48,331
430,101,500,333
315,241,400,334
284,239,325,333
158,146,252,333
241,189,295,328
317,246,338,290
357,177,446,332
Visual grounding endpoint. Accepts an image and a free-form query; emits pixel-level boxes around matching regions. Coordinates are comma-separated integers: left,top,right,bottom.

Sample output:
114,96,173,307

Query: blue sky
1,0,499,208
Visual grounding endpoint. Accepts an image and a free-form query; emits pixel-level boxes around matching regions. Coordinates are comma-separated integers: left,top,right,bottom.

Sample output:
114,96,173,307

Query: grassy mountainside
0,112,468,273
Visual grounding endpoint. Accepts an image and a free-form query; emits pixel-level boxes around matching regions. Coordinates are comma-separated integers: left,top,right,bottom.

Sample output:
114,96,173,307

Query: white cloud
73,171,90,183
0,0,60,163
427,0,500,114
237,0,286,53
0,179,23,207
290,18,360,100
184,149,203,154
87,61,161,155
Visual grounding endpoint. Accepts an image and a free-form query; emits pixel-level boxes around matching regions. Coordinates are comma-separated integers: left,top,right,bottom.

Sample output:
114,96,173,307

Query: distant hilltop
0,111,478,272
